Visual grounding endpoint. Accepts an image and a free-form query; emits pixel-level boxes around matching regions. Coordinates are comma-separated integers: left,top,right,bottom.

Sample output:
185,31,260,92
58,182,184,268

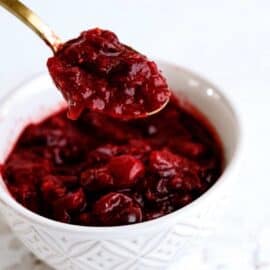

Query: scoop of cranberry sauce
47,28,171,120
2,96,223,226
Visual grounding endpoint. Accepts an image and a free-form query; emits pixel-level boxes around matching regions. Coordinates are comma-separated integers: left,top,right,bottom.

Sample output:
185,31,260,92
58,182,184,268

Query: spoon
0,0,61,53
0,0,170,119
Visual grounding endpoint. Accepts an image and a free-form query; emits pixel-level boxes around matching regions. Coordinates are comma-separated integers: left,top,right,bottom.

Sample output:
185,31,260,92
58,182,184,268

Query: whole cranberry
92,192,142,226
80,167,114,191
53,188,87,213
149,150,179,177
108,155,145,188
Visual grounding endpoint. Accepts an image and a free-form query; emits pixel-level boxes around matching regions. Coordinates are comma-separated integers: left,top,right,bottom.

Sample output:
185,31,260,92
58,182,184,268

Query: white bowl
0,61,242,270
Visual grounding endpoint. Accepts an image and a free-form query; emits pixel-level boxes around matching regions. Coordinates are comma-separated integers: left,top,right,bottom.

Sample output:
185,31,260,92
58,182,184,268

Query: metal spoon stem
0,0,62,53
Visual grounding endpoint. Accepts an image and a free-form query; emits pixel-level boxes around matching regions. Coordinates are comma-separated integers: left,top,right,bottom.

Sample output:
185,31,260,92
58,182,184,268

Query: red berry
149,149,179,177
80,167,113,191
108,155,145,188
53,188,86,213
93,192,142,226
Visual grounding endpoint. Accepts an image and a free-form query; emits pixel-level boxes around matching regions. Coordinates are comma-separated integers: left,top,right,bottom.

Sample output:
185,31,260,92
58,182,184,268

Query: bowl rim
0,59,243,235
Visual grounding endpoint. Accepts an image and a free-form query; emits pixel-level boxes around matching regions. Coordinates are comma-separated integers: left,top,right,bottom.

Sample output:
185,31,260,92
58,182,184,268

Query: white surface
0,0,269,269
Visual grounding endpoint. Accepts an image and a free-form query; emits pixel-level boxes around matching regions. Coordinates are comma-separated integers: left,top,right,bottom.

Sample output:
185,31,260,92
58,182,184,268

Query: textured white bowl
0,61,241,270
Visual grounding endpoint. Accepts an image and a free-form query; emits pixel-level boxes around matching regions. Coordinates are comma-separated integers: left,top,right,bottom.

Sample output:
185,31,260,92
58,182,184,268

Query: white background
0,0,270,269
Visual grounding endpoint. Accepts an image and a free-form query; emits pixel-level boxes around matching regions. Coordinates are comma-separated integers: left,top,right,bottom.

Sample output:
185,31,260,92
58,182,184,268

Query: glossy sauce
2,95,223,226
47,28,171,120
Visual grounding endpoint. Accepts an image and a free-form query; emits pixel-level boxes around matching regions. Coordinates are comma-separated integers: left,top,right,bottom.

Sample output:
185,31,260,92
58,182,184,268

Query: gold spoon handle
0,0,62,53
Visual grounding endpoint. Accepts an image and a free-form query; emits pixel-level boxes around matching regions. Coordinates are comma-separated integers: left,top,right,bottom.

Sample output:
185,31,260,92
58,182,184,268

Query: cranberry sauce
47,28,171,120
1,95,223,226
